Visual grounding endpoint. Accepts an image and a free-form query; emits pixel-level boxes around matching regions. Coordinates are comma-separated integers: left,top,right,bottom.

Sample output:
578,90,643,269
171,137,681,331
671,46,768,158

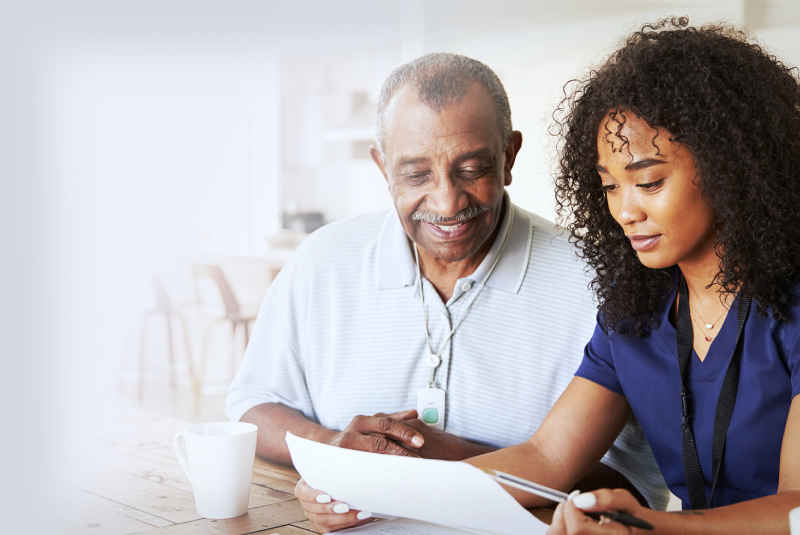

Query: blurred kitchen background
13,0,800,437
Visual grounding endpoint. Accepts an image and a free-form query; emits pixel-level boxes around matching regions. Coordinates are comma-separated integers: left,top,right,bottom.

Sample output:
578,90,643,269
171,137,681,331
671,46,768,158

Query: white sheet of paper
285,432,548,535
337,518,485,534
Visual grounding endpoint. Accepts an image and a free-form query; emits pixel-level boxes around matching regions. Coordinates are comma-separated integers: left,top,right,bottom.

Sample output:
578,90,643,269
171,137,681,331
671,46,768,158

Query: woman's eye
600,184,618,194
638,179,665,191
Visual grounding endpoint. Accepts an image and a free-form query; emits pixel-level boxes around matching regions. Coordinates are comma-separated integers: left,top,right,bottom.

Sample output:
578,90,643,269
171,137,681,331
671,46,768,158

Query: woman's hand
294,478,373,533
548,489,648,534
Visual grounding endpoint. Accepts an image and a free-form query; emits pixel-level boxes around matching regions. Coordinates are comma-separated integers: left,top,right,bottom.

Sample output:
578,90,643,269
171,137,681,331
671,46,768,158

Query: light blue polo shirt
226,195,669,509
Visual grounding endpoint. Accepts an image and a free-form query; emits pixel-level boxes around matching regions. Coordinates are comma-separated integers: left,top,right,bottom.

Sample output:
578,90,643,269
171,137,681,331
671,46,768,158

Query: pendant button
426,354,441,368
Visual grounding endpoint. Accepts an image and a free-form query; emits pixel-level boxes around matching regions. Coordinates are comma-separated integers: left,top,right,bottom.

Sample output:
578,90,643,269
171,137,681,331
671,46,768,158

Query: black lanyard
677,277,752,509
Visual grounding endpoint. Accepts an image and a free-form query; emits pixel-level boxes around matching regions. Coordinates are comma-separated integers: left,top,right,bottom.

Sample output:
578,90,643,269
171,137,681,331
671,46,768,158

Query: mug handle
173,431,192,484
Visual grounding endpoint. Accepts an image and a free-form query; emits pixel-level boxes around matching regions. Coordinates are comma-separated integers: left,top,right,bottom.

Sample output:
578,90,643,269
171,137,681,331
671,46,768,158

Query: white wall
419,6,747,221
276,2,800,225
8,4,800,531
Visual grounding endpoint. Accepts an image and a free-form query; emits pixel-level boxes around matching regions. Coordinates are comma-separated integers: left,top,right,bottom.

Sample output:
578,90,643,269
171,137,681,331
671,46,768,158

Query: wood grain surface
53,410,309,535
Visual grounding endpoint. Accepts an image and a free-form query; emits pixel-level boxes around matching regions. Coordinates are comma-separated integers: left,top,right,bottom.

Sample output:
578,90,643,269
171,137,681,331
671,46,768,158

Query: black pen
481,469,654,531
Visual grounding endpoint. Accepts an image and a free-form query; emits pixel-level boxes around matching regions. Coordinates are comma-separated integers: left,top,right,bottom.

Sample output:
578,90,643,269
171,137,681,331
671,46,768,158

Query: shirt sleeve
574,315,624,395
225,252,316,423
575,317,670,510
786,317,800,399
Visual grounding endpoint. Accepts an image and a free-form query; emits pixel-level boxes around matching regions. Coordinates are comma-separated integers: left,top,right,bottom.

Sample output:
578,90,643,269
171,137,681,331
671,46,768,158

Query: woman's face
595,112,717,270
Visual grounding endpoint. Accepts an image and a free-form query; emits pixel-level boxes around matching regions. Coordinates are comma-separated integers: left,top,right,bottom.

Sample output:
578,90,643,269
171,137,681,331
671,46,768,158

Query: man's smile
422,216,476,240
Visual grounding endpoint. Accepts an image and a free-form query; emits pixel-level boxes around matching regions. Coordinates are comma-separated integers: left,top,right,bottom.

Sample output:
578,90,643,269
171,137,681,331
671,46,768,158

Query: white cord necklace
414,204,515,389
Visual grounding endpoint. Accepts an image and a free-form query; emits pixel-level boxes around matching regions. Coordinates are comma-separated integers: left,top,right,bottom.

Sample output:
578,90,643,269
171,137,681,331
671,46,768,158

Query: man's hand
326,410,425,457
393,418,495,460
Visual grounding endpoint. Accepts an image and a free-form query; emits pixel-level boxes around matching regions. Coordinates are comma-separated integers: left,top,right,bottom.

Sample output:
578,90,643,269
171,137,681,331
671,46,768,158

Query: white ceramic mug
173,421,258,519
790,506,800,534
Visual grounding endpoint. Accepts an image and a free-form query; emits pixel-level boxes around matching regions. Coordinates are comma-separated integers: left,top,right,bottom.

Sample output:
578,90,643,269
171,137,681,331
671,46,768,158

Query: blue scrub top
576,278,800,509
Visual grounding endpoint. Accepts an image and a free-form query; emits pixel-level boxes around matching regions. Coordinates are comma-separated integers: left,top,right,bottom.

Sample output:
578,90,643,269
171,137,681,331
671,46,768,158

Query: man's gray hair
375,53,513,152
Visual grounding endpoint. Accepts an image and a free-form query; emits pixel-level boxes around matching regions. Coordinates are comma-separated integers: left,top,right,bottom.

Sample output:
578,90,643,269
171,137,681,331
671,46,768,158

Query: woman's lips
628,234,662,252
423,217,475,240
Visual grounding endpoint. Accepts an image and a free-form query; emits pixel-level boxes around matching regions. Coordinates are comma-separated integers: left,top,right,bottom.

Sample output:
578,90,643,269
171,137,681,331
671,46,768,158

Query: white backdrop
4,1,800,531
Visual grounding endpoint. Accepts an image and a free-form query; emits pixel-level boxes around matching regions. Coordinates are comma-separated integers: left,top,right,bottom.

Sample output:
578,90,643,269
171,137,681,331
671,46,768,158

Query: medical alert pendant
417,387,445,431
426,354,441,368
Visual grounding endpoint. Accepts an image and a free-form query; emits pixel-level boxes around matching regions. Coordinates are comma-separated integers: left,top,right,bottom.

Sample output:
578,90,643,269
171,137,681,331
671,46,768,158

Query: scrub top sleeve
787,319,800,399
575,316,624,396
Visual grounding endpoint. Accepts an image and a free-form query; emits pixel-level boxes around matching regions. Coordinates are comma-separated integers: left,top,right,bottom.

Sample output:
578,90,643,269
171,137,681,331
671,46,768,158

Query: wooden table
52,410,553,534
52,410,313,535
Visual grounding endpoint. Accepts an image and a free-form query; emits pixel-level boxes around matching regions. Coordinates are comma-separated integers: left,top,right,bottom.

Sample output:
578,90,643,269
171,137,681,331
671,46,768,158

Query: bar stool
137,276,194,399
192,264,258,410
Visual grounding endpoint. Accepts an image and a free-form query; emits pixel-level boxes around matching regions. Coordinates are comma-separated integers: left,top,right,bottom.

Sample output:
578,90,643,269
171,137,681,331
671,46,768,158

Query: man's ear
503,131,523,187
370,145,390,185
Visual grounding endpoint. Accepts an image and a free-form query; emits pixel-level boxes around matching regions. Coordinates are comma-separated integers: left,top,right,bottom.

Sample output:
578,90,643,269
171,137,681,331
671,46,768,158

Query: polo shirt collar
376,192,532,294
376,210,418,290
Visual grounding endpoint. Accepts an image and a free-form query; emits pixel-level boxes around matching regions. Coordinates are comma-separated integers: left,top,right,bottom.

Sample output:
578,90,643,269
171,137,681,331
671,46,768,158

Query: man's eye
404,173,430,184
638,179,665,191
459,166,488,179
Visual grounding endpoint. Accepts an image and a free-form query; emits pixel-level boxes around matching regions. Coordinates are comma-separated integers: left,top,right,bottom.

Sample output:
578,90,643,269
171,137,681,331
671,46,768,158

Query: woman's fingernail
333,503,350,514
572,493,597,509
412,436,424,447
356,511,373,520
315,494,331,504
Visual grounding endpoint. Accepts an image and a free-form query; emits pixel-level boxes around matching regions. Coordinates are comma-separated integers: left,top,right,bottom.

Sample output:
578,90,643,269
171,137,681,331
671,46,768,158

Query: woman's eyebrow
596,158,666,174
625,158,666,171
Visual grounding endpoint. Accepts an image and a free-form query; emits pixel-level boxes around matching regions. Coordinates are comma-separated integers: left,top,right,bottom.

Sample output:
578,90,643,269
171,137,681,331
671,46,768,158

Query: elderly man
226,53,668,526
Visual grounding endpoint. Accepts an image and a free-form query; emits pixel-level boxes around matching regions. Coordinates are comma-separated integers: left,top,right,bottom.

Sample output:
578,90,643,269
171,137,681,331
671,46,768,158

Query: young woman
296,18,800,534
471,18,800,534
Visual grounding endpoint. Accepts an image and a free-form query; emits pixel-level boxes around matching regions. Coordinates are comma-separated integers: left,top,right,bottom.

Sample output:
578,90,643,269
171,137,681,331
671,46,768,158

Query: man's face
371,83,522,264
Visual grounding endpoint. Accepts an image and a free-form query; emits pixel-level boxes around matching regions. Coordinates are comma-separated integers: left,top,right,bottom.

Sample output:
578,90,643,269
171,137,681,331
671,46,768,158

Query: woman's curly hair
553,17,800,336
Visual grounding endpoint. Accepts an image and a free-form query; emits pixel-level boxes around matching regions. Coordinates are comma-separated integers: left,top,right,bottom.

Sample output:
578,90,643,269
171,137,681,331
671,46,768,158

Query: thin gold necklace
688,299,727,330
689,312,716,342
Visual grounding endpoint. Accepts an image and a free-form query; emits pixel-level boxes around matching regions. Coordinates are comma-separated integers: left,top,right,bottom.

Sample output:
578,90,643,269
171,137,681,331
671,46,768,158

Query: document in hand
285,432,549,535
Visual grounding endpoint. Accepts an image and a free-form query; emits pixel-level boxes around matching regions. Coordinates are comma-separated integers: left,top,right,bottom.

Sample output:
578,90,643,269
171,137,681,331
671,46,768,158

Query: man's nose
613,187,646,227
426,174,469,218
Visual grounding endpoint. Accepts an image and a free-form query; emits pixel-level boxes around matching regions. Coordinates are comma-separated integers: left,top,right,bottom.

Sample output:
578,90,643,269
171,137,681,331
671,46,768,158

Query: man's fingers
351,415,424,448
366,433,422,457
373,409,418,421
386,409,418,421
400,418,427,430
335,428,421,457
376,415,424,447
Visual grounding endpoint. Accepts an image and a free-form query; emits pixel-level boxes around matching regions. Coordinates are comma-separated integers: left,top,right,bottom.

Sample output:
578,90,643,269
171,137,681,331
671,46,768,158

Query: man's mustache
411,205,488,225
